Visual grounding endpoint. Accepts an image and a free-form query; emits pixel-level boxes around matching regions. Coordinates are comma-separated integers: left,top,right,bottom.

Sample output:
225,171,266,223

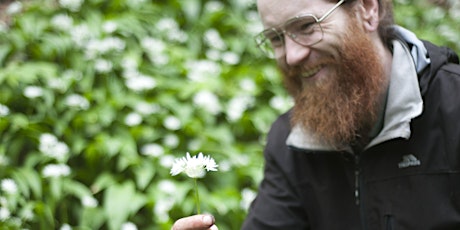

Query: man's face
258,0,388,148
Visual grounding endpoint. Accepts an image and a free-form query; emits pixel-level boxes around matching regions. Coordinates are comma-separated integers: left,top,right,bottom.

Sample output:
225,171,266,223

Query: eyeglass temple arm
318,0,346,22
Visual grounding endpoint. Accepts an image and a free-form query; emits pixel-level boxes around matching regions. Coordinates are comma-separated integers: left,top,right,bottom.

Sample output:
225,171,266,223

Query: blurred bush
0,0,458,229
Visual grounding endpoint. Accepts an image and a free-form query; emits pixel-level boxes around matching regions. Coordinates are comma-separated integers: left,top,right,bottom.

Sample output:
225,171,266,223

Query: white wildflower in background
222,51,240,65
239,78,256,92
240,188,257,210
23,86,44,99
59,0,84,12
59,223,72,230
187,139,202,152
0,207,11,221
156,18,188,43
65,94,90,110
42,164,71,178
170,152,218,214
141,143,164,157
193,90,221,115
269,95,294,112
226,95,255,122
157,180,176,195
204,1,224,13
102,21,118,33
186,60,221,82
125,74,157,92
163,116,181,131
94,58,113,73
1,179,18,195
0,104,10,117
71,24,91,47
163,134,179,148
121,222,137,230
39,133,70,162
134,102,160,115
204,29,226,50
81,195,98,208
6,1,22,15
154,198,175,223
51,14,74,31
0,155,9,166
121,56,139,71
159,155,175,168
170,152,218,178
124,112,142,127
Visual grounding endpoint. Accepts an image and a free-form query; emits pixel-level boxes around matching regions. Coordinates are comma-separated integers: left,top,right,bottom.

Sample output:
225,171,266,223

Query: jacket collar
286,39,425,152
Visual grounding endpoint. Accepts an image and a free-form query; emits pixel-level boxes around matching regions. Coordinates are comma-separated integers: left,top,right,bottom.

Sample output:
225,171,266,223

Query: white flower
0,155,10,166
134,102,160,115
0,104,10,117
39,133,70,162
193,91,221,115
186,60,221,82
157,180,176,194
6,1,22,15
222,51,240,65
226,95,255,121
51,14,74,31
154,198,175,222
59,0,84,12
159,155,175,168
239,78,256,92
1,179,18,195
42,164,71,178
140,143,164,157
0,207,10,221
23,86,44,98
121,222,137,230
81,195,98,208
94,59,113,73
125,75,157,92
240,188,257,210
163,116,181,130
163,134,179,148
204,29,226,50
65,94,90,110
103,21,118,33
60,223,72,230
170,152,218,178
125,112,142,126
269,95,294,112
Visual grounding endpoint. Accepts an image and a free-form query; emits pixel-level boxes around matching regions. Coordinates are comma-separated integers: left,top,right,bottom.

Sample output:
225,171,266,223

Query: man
173,0,460,229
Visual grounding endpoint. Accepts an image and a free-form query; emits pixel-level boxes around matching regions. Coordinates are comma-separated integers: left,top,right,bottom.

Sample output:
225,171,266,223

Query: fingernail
202,215,213,225
210,225,219,230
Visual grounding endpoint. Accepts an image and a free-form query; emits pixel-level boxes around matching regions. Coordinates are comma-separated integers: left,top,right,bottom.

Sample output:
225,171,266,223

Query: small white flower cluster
121,55,157,93
42,164,71,178
0,104,10,117
170,152,218,178
141,37,169,66
226,95,255,122
39,133,70,162
23,86,44,99
1,179,18,195
81,195,98,208
193,91,221,115
156,18,188,43
59,0,84,12
186,60,221,82
163,116,181,131
65,94,90,110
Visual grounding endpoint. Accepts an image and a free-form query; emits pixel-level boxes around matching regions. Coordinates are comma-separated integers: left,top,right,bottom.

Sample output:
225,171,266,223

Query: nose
284,36,311,66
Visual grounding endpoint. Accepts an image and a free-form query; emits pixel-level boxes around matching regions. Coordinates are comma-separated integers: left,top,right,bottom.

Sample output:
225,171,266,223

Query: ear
357,0,380,32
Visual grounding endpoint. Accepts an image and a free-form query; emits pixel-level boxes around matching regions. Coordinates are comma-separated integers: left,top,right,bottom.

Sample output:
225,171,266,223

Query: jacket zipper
354,154,360,205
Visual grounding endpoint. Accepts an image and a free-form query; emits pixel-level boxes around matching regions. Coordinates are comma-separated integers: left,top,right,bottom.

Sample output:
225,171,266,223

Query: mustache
282,57,336,78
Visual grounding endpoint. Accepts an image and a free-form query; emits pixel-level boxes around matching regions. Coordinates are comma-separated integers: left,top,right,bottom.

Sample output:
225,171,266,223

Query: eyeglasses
255,0,346,58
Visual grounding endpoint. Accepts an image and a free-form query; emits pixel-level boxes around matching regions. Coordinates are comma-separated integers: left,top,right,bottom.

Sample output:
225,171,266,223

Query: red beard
280,22,388,149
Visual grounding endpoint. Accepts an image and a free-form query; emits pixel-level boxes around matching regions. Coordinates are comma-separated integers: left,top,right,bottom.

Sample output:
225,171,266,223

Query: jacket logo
398,154,421,169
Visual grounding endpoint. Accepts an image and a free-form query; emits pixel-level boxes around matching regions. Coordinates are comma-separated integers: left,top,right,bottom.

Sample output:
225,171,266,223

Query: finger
172,214,215,230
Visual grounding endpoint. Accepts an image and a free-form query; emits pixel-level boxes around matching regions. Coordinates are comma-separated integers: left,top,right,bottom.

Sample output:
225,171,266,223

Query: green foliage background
0,0,458,229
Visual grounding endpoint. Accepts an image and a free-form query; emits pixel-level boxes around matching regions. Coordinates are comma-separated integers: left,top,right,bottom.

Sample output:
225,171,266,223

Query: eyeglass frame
255,0,346,58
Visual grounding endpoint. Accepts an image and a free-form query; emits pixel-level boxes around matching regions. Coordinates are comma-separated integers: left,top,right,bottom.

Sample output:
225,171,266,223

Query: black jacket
242,41,460,230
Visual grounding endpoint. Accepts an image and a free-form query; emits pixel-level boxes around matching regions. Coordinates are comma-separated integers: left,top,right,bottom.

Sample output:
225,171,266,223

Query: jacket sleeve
241,112,310,230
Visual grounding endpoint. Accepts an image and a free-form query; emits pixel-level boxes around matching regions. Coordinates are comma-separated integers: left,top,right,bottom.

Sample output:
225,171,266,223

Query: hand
172,214,218,230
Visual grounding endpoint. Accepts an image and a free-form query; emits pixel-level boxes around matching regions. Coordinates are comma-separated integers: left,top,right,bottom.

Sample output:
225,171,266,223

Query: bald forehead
257,0,326,28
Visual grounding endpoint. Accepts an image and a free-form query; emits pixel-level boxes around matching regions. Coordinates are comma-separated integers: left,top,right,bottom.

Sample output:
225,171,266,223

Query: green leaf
103,181,146,230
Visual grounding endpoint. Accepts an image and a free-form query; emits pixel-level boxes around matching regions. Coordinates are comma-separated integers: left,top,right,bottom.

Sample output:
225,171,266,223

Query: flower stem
194,178,201,214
